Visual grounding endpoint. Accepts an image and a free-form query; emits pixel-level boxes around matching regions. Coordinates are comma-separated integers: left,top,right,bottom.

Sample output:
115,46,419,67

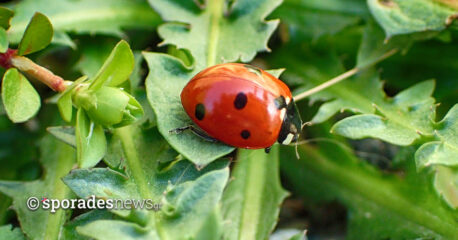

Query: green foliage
0,7,14,29
0,0,457,239
1,68,40,123
367,0,458,37
416,104,458,168
0,225,25,240
61,210,115,240
145,0,281,165
0,136,76,240
89,40,134,91
55,40,144,167
70,41,143,127
8,0,161,47
272,0,367,41
151,0,281,68
331,80,436,145
0,28,8,53
329,78,458,208
57,76,86,123
75,109,106,168
433,166,458,209
17,12,52,56
281,134,458,239
47,126,76,147
270,12,458,210
63,125,230,239
356,20,409,68
0,12,50,123
221,147,288,240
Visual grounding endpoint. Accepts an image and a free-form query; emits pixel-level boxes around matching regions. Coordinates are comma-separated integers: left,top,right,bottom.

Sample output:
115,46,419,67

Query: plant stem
294,67,359,101
207,0,224,66
10,55,68,92
44,141,77,240
115,126,161,231
293,49,399,102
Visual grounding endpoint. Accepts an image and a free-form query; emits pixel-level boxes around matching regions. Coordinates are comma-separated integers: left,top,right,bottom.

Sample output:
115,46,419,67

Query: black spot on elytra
195,103,205,120
234,92,248,109
241,130,251,139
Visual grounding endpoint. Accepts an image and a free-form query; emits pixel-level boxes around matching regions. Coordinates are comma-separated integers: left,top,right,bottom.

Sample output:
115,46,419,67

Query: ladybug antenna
301,121,312,131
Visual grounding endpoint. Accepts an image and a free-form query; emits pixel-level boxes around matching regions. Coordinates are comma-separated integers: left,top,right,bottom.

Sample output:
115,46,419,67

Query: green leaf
144,53,234,166
194,208,222,240
77,220,159,240
0,28,8,53
150,0,281,68
435,103,458,157
57,88,73,122
47,126,76,147
89,40,134,91
159,166,228,239
17,12,53,56
272,0,366,41
367,0,458,37
356,19,408,68
415,104,458,208
332,114,418,146
0,135,76,240
416,141,458,168
64,125,230,239
52,30,76,49
0,7,14,29
377,40,458,107
433,166,458,209
221,146,288,240
1,68,41,123
281,135,458,239
265,68,285,78
62,210,115,240
57,75,88,123
333,100,458,209
75,108,107,168
79,87,129,127
75,38,118,78
130,52,144,91
0,225,25,240
7,0,161,46
331,80,436,145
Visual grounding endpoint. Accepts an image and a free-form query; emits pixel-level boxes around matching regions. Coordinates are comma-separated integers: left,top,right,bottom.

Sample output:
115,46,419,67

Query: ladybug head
277,99,302,145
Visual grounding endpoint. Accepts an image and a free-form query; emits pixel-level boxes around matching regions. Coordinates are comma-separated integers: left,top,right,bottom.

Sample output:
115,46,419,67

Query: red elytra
180,63,301,150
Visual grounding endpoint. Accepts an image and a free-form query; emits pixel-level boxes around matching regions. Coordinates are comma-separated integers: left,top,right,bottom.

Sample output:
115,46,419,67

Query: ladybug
174,63,302,153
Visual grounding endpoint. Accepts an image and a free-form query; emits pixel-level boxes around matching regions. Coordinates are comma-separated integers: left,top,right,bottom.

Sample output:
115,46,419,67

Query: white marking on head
285,97,291,105
282,133,295,145
279,108,286,121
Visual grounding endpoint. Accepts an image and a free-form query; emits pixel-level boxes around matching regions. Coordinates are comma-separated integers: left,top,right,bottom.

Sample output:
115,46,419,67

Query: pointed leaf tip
89,40,135,91
75,108,107,168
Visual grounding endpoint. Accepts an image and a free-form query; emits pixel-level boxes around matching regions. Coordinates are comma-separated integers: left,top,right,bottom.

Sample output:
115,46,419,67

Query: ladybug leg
264,146,272,154
169,126,191,134
169,125,218,143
